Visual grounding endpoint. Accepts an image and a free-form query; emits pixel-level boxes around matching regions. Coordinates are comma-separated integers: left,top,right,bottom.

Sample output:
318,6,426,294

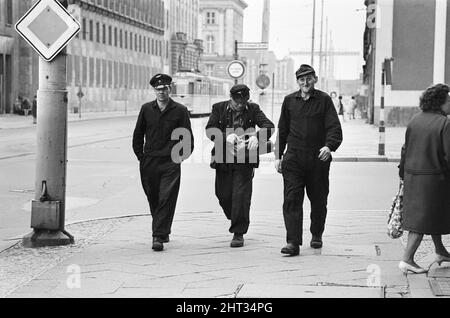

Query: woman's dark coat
399,112,450,234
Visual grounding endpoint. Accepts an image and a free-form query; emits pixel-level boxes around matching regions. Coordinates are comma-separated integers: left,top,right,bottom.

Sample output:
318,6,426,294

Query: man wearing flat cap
133,73,194,252
274,64,343,256
206,84,275,248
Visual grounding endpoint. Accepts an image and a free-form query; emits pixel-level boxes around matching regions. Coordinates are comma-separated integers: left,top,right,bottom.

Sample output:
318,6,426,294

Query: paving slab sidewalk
1,209,419,299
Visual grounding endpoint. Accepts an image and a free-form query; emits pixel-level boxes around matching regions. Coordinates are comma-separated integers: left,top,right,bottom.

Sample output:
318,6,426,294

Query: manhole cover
429,279,450,296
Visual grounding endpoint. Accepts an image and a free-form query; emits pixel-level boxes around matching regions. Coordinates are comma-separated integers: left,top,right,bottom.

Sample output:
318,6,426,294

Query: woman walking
398,83,450,274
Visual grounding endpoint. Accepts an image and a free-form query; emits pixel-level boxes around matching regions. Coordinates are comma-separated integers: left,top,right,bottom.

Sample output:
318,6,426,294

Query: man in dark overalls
206,84,275,248
133,74,194,252
275,65,343,256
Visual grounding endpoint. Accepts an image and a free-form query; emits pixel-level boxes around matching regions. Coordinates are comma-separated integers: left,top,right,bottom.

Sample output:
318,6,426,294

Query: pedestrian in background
398,83,450,274
206,84,274,248
274,64,343,256
348,96,357,120
133,74,194,252
32,95,37,124
330,92,340,114
338,96,345,122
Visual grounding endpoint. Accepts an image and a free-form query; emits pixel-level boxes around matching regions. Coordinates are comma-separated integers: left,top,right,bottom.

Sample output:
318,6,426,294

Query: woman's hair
420,83,450,112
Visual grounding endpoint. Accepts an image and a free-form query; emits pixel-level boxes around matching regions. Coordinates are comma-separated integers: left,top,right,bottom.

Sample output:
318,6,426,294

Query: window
108,26,112,45
102,24,106,44
67,55,73,85
89,20,93,41
82,19,87,40
96,22,100,43
205,64,213,77
206,12,215,24
74,55,80,85
6,0,13,25
206,35,215,54
82,57,87,85
130,32,133,50
89,58,95,86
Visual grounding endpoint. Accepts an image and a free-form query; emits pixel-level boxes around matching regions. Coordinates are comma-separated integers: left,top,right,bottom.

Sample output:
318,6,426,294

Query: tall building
199,0,247,79
0,0,37,114
261,0,270,43
363,0,450,126
65,0,167,112
1,0,168,115
164,0,203,74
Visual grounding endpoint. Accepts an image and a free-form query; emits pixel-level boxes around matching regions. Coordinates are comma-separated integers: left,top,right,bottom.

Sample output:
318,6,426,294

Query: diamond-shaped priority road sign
15,0,80,62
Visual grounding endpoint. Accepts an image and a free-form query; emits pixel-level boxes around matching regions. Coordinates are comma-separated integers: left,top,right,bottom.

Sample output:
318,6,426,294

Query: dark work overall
282,149,330,246
275,89,342,247
140,157,181,238
216,165,254,235
132,99,194,240
216,107,254,235
206,101,275,236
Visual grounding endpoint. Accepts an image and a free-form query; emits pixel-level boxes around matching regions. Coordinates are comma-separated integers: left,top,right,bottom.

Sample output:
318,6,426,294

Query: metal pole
318,0,324,87
125,85,128,115
0,74,3,114
23,1,73,247
378,61,386,156
324,17,328,92
311,0,316,66
78,91,82,119
234,40,239,85
271,72,275,120
2,53,6,114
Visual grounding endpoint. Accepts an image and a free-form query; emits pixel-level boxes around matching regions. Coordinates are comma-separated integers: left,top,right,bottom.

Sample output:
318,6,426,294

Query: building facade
65,0,167,113
363,0,450,126
0,0,38,114
199,0,247,79
165,0,203,74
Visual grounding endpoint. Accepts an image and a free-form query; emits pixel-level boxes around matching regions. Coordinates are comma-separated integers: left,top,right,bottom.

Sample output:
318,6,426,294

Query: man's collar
295,88,317,100
227,100,248,112
153,98,175,111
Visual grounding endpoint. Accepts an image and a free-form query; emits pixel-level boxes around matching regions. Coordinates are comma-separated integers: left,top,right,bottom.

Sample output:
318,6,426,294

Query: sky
242,0,367,80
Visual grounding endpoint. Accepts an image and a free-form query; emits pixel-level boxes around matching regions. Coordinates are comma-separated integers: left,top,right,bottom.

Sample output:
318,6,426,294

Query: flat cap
230,84,250,99
150,74,172,89
295,64,316,79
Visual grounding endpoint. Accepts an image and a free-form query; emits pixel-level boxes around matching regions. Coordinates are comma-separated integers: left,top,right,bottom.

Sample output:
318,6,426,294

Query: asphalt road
0,116,400,252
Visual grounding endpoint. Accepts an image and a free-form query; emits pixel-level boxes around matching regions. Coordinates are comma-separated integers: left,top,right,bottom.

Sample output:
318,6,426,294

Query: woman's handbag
387,180,404,239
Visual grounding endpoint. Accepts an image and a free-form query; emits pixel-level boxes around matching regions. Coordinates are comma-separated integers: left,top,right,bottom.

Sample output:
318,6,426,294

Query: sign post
379,58,393,156
16,0,80,247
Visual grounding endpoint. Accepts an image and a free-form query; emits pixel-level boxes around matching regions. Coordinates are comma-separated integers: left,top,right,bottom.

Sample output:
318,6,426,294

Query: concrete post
23,0,74,247
23,47,74,248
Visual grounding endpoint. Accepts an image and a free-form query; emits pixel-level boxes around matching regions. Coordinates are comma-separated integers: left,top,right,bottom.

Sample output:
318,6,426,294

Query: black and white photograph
1,0,450,303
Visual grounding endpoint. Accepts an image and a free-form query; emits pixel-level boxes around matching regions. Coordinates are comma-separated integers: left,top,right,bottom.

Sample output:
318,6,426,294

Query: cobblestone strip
0,217,132,298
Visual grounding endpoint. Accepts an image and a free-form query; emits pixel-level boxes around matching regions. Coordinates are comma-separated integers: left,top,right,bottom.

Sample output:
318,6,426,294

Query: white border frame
15,0,80,62
227,60,246,79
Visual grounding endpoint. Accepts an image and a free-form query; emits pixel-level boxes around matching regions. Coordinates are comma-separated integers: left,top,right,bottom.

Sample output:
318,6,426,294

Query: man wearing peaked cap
150,73,173,89
206,84,275,248
133,73,194,252
295,64,316,79
230,84,250,100
274,64,343,256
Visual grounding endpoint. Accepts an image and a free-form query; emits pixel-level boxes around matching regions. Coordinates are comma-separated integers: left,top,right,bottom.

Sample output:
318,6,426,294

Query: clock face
227,61,245,79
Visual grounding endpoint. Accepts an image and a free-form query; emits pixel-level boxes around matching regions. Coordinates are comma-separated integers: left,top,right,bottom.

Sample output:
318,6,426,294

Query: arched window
206,35,215,54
